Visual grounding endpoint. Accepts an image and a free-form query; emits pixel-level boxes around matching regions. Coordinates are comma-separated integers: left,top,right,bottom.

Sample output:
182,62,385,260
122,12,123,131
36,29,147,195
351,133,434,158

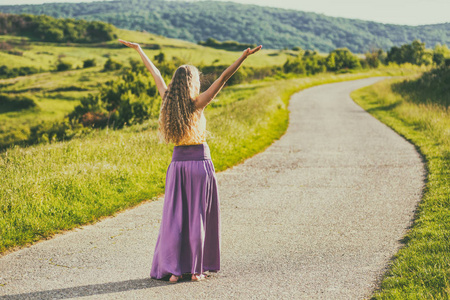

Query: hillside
0,0,449,53
0,24,299,149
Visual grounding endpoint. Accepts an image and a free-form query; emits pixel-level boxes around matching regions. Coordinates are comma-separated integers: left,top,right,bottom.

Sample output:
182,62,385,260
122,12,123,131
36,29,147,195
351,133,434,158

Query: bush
391,66,450,107
386,40,433,66
326,48,361,71
154,52,165,63
83,58,96,68
69,63,159,129
283,51,325,75
283,58,305,74
56,60,72,72
432,44,450,67
364,49,385,68
103,58,123,71
0,65,41,79
0,94,38,112
27,119,83,145
7,50,23,56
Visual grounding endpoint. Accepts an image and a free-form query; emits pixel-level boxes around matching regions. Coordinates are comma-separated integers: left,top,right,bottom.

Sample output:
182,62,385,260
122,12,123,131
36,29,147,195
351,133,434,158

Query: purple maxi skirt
150,143,220,279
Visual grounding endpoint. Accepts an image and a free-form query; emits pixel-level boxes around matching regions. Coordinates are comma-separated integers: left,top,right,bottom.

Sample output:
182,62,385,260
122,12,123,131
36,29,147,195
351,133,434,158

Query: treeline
1,0,449,52
0,13,116,43
282,40,450,75
387,41,450,66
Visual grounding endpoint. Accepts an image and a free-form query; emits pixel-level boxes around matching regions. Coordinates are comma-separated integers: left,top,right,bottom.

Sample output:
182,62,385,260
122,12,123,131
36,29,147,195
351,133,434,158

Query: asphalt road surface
0,77,425,299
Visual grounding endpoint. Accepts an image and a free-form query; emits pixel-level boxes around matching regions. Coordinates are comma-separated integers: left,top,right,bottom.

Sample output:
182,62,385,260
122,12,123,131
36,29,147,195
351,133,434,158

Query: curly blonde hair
158,65,201,144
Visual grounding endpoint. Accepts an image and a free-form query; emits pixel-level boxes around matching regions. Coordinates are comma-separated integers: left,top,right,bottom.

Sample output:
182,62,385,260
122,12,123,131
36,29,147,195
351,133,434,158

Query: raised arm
118,39,167,98
195,45,262,109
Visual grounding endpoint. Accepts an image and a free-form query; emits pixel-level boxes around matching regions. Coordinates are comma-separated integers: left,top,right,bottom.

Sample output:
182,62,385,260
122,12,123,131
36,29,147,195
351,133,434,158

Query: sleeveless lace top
175,110,206,146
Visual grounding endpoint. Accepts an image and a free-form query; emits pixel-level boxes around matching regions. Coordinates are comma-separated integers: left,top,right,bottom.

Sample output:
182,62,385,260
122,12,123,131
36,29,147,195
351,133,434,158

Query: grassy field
0,67,423,255
351,71,449,299
0,29,296,70
0,28,300,148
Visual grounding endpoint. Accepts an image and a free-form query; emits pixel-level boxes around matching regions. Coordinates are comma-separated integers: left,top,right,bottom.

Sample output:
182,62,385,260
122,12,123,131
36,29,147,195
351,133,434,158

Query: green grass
0,68,423,255
0,29,294,71
351,76,450,299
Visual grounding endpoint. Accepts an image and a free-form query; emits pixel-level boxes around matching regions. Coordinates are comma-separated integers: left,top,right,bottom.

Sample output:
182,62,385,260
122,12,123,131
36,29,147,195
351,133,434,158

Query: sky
0,0,448,26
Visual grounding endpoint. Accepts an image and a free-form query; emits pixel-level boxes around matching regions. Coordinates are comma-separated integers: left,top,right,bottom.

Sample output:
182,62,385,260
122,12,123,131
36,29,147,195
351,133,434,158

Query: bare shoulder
193,95,206,110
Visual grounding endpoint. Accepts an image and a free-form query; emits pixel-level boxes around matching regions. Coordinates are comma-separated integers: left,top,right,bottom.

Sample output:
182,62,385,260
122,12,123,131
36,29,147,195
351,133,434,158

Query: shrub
103,58,123,71
83,58,96,68
283,58,305,74
391,66,450,107
154,52,165,63
0,65,41,79
432,44,450,66
386,40,433,66
56,60,72,72
326,48,361,71
7,50,23,56
283,51,325,75
69,64,159,129
364,48,385,68
27,119,82,145
0,94,37,112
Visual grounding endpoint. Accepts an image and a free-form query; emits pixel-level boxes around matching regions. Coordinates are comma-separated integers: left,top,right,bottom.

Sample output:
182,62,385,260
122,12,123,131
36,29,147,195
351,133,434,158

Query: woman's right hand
118,39,141,50
242,45,262,58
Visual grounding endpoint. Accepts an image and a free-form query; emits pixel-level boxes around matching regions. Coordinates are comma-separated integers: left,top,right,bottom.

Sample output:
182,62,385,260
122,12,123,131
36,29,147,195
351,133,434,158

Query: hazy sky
0,0,448,26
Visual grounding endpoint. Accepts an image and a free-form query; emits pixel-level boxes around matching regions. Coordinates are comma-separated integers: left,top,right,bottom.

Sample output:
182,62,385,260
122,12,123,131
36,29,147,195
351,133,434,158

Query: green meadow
0,29,300,147
0,28,299,148
352,68,450,299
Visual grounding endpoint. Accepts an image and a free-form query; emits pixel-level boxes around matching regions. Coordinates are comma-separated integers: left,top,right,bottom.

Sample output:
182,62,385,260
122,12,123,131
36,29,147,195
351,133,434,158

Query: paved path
0,78,424,299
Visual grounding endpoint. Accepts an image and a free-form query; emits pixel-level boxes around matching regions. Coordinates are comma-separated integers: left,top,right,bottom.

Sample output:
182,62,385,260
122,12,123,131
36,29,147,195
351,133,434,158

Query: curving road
0,77,424,299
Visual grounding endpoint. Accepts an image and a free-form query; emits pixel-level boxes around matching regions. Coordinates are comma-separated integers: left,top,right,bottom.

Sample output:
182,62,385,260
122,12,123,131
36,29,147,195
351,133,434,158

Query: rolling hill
0,0,449,53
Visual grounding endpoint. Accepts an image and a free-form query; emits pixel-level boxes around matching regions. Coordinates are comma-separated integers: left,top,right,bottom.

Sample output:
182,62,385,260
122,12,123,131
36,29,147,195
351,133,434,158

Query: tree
386,40,433,66
302,52,326,75
326,48,360,71
365,48,385,68
283,58,305,74
433,44,450,66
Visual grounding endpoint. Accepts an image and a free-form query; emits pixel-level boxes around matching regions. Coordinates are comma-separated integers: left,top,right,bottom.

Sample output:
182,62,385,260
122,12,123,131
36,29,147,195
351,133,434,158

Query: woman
119,39,262,283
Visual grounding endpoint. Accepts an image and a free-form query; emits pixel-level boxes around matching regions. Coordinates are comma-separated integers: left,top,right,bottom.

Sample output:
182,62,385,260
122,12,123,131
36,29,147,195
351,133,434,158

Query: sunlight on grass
352,77,449,299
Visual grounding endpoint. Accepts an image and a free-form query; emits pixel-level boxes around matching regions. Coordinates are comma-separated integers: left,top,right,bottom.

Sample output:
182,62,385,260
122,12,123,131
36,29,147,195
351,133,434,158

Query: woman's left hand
242,45,263,58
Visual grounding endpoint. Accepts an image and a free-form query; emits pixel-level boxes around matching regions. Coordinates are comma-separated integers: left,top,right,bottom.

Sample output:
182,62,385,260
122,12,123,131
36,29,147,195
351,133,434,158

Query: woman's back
175,110,207,146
